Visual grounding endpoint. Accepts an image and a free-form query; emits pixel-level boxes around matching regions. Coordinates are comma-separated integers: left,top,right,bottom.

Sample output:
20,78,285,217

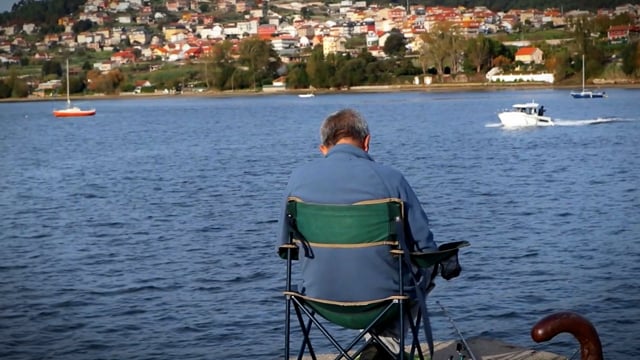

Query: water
1,89,638,359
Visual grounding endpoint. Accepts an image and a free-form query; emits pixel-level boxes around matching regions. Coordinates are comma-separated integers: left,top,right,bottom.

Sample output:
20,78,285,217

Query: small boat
498,101,553,128
53,106,97,117
571,89,606,99
298,93,315,98
53,59,96,118
570,54,606,99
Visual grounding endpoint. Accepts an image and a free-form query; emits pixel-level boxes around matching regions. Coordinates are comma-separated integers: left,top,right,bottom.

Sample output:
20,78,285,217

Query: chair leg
399,299,404,360
288,297,409,360
291,297,365,360
292,303,317,360
370,301,425,360
407,315,424,360
407,307,424,360
285,296,291,360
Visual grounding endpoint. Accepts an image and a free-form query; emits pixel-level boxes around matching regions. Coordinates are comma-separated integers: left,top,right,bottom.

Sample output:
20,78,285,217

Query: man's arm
398,176,437,252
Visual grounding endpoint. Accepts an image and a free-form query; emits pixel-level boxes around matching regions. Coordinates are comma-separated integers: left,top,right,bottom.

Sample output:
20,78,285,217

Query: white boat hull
498,112,553,127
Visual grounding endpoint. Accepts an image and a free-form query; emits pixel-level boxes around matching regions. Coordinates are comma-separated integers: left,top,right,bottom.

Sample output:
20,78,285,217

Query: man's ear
319,144,329,156
363,135,370,152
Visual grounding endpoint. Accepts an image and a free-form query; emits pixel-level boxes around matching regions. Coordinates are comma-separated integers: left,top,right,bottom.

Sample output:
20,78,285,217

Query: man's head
319,109,370,155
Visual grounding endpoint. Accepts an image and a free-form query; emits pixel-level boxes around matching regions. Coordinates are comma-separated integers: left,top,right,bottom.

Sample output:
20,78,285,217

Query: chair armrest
410,240,469,268
278,244,299,260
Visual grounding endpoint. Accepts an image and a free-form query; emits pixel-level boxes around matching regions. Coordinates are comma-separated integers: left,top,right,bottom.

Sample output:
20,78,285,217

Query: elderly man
278,108,438,359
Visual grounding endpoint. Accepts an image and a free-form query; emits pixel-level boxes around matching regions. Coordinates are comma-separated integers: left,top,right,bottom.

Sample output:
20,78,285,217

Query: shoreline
2,82,638,104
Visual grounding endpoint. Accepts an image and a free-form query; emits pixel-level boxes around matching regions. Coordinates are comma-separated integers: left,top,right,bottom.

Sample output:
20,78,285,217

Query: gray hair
320,109,370,147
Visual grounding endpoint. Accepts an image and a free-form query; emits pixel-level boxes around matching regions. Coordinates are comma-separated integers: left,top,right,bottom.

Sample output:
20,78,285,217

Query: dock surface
297,337,567,360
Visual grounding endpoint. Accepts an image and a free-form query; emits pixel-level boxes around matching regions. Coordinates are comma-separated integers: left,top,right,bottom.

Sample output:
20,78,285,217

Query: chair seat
284,291,409,330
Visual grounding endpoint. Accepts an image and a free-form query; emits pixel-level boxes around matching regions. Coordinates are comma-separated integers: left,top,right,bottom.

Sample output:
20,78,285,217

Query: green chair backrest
286,197,406,329
286,197,403,247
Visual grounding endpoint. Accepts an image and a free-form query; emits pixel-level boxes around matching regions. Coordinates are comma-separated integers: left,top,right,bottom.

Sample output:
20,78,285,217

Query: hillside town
1,0,640,96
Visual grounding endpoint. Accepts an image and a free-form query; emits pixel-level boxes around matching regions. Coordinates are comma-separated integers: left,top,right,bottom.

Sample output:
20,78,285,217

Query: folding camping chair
279,197,469,360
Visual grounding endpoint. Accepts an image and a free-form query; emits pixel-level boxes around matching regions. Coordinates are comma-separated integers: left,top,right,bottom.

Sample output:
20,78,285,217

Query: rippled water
1,89,639,359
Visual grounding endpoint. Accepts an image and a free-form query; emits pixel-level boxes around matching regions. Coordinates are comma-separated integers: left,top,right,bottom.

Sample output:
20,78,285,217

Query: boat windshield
515,105,537,114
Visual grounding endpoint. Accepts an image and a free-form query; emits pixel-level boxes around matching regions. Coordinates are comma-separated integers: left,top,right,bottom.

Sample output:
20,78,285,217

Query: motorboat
570,54,606,99
298,93,315,98
53,58,96,118
498,101,553,128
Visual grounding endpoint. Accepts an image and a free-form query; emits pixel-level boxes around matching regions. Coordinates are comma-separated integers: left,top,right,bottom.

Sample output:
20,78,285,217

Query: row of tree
1,37,639,98
0,0,86,27
2,14,640,98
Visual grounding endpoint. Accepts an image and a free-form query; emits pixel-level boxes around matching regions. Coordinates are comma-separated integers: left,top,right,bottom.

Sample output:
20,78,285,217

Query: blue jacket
278,144,436,301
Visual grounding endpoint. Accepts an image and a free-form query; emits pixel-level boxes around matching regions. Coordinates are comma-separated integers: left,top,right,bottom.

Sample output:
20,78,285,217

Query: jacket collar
326,144,373,161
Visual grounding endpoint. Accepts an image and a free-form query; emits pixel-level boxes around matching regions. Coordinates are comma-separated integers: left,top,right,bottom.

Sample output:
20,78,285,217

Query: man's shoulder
370,160,406,181
290,158,323,175
288,154,407,187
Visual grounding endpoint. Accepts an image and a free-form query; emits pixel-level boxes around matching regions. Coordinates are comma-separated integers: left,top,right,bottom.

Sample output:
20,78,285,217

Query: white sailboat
53,59,96,117
570,54,606,99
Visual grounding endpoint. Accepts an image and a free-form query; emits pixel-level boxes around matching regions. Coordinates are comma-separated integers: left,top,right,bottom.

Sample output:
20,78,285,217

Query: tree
7,68,29,97
238,37,274,90
306,45,330,89
42,60,62,77
570,15,594,56
72,19,95,34
326,52,348,89
466,35,491,73
383,30,405,57
417,22,466,77
620,40,640,76
285,63,310,89
0,80,11,98
63,74,86,95
206,40,235,90
345,35,366,50
492,55,512,68
419,24,452,81
87,69,125,94
445,27,465,75
544,50,572,81
300,6,311,20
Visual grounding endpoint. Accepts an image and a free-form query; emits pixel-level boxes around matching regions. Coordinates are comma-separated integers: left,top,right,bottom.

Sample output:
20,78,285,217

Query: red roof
515,47,537,56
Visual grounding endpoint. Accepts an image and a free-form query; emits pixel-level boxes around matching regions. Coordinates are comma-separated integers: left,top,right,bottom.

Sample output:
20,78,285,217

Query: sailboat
570,54,606,99
53,59,96,117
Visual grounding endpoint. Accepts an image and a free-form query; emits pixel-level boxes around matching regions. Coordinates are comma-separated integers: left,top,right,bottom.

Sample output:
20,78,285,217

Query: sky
0,0,16,13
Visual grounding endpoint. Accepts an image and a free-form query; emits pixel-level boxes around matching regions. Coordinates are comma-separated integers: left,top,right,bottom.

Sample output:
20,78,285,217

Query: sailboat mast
66,58,70,106
582,54,585,91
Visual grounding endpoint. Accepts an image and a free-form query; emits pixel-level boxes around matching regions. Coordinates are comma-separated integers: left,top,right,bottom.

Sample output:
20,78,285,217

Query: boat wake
552,117,625,126
486,117,628,128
